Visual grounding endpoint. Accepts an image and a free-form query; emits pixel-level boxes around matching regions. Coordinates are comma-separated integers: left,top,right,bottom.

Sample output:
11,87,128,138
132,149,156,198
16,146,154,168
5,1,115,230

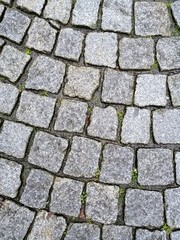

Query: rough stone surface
16,91,56,128
102,225,133,240
175,152,180,185
100,144,134,184
125,189,164,227
121,107,150,144
50,177,83,216
88,106,118,140
136,229,167,240
64,66,100,100
0,4,4,17
138,148,174,185
0,45,30,82
0,200,35,240
1,0,11,4
102,69,134,105
172,1,180,27
0,158,22,198
119,38,154,69
17,0,45,15
26,55,66,93
20,169,53,208
153,109,180,144
171,231,180,240
168,74,180,107
86,182,119,224
0,38,4,47
28,131,68,173
85,32,118,68
0,120,32,158
64,136,101,178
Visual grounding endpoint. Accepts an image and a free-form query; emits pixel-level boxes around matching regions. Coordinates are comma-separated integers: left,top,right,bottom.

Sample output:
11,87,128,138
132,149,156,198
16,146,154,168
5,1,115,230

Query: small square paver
88,106,118,140
100,144,134,184
153,109,180,144
175,152,180,185
102,225,133,240
0,45,30,82
26,17,57,53
165,187,180,228
136,229,167,240
171,231,180,240
121,107,150,144
26,55,66,93
64,66,100,100
125,189,164,227
27,210,66,240
0,9,31,43
102,0,133,33
172,1,180,27
16,0,45,15
119,38,154,70
168,74,180,107
0,158,22,198
102,69,134,105
0,200,35,240
85,32,118,68
20,169,53,208
157,37,180,70
86,182,119,224
0,82,19,114
50,177,83,216
55,28,84,61
28,131,68,173
16,91,56,128
64,136,101,178
0,121,32,158
138,148,174,186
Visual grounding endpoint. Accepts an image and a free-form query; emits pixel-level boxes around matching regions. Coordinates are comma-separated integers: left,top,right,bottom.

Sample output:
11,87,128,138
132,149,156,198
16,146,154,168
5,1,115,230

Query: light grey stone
20,169,53,208
100,144,134,184
0,82,19,114
0,9,31,43
55,28,84,61
102,225,133,240
26,55,65,93
16,91,56,128
102,0,132,33
136,229,167,240
157,37,180,70
119,38,154,69
85,32,118,68
171,231,180,240
88,106,118,140
165,187,180,228
26,17,57,53
28,131,68,173
54,99,88,133
125,189,164,227
64,136,101,178
50,177,83,216
138,148,174,186
0,200,35,240
44,0,72,24
27,210,66,240
86,182,119,224
153,109,180,144
0,45,30,82
135,74,167,106
72,0,101,29
0,121,32,158
0,158,22,198
121,107,150,144
172,1,180,27
175,152,180,185
0,4,4,17
17,0,45,15
0,38,4,47
102,69,134,105
64,66,100,100
168,74,180,107
65,223,100,240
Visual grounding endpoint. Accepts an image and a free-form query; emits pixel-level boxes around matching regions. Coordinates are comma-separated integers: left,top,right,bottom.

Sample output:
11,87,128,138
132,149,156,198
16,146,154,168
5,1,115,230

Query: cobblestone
136,229,167,240
168,74,180,107
102,225,133,240
175,152,180,185
172,1,180,27
171,232,180,240
17,0,45,15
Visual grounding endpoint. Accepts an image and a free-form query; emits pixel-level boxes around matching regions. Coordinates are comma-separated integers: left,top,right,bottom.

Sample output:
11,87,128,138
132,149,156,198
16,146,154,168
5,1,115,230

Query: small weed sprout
151,61,159,72
172,26,180,36
81,192,87,204
95,168,100,180
18,83,26,92
162,223,173,235
132,168,138,182
165,2,172,8
40,90,49,96
25,48,32,55
117,111,124,121
119,187,125,200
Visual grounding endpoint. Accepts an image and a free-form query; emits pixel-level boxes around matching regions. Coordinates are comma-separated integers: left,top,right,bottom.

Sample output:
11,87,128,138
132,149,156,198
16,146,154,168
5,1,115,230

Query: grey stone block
17,0,45,15
136,229,167,240
171,231,180,240
175,152,180,185
102,225,133,240
172,1,180,27
168,74,180,107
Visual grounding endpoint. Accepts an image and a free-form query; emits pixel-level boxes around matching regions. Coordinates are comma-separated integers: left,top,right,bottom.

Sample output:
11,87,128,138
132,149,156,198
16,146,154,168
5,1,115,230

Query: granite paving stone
136,229,167,240
168,74,180,107
16,0,45,15
102,225,133,240
175,152,180,185
171,231,180,240
172,1,180,27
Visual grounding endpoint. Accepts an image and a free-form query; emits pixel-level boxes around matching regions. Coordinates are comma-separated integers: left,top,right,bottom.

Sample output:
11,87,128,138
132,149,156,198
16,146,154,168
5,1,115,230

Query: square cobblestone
0,120,32,158
119,38,154,70
171,231,180,240
102,69,134,105
125,189,164,227
136,229,167,240
20,169,53,208
168,74,180,107
138,148,174,186
28,131,68,173
102,225,133,240
0,45,30,82
17,0,45,15
175,152,180,185
16,91,56,128
85,32,118,68
50,177,83,216
172,1,180,27
64,136,101,178
26,55,65,94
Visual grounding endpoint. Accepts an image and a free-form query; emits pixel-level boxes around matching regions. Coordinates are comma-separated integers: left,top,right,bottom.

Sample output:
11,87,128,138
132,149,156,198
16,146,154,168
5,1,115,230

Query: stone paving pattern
0,0,180,239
